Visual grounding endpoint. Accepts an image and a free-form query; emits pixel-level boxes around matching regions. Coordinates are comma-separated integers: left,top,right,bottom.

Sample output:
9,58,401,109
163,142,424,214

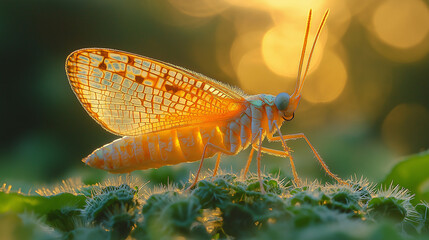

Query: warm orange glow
229,31,265,73
372,0,429,49
66,48,246,137
215,126,222,135
224,0,323,12
318,0,351,45
262,23,326,78
258,0,322,10
302,51,347,103
196,130,204,146
235,49,295,94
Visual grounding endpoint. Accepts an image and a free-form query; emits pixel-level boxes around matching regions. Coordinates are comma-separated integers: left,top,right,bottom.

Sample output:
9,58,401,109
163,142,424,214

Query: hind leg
186,143,234,190
242,148,255,179
212,153,222,177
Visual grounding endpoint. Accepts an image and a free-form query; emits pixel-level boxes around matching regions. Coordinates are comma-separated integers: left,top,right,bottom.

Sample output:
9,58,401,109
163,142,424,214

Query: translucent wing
65,48,246,136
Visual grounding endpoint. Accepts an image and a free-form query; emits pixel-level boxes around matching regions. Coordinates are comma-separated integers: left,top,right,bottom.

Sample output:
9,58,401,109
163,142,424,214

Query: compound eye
275,92,290,111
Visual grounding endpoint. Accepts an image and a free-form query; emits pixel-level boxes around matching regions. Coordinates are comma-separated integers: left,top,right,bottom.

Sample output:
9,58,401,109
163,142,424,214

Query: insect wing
65,48,246,136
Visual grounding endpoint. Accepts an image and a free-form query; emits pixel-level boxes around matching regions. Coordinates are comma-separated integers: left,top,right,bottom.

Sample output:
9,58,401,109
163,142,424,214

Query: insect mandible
65,9,346,191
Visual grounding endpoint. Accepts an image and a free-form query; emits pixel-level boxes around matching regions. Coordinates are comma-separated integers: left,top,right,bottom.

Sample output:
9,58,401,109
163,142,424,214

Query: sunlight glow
372,0,429,49
236,49,295,94
262,22,326,78
301,51,347,103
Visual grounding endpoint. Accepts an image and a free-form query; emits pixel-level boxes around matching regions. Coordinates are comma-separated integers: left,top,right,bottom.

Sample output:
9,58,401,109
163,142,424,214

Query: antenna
292,9,329,99
294,9,312,95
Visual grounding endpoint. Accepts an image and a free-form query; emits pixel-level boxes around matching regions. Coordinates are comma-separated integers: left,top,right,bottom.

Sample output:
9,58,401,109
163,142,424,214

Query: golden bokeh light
368,33,429,63
236,48,295,95
372,0,429,49
321,0,352,46
214,22,239,80
230,31,265,72
261,0,322,11
224,0,322,11
262,22,326,78
167,0,230,18
221,0,260,9
301,50,347,103
382,104,429,155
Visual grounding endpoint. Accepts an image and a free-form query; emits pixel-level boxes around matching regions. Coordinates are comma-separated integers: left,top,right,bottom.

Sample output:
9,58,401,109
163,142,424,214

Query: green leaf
381,150,429,203
0,212,61,240
0,192,86,214
367,197,407,223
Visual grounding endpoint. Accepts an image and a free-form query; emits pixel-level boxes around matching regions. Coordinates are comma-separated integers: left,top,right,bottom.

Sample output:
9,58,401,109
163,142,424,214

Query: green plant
2,152,429,239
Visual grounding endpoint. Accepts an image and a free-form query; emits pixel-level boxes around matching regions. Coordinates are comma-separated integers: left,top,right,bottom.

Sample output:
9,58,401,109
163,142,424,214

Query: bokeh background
1,0,428,189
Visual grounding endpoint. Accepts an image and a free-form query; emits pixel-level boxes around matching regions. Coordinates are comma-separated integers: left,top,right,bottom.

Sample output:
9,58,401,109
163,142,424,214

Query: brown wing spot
99,50,108,57
116,71,126,77
135,75,144,84
99,61,107,70
128,57,134,65
164,83,179,94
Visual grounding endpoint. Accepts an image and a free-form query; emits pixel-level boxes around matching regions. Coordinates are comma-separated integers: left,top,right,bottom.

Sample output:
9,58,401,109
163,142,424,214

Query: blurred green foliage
382,150,429,204
2,168,429,239
0,192,85,215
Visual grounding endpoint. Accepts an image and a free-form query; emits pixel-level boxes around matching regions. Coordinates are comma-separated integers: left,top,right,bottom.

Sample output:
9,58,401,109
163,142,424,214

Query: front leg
251,144,301,187
269,120,347,185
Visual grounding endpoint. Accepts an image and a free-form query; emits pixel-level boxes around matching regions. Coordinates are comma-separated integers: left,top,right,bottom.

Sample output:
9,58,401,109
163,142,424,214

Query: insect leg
242,148,255,179
267,120,301,186
187,143,234,190
270,121,348,185
251,145,301,186
255,128,266,194
212,153,222,177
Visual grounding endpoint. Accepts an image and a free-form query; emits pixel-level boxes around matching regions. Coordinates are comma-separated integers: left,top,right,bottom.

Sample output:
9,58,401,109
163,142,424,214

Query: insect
65,9,346,191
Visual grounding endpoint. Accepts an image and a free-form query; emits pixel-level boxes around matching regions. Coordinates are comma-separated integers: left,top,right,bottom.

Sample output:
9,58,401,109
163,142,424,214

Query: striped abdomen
84,94,283,173
84,124,221,173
